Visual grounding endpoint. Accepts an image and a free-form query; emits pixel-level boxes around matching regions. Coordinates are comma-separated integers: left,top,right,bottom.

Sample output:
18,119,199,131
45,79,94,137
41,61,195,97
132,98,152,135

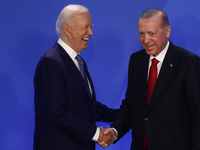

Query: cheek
72,29,84,38
78,33,86,41
139,37,144,43
156,38,164,47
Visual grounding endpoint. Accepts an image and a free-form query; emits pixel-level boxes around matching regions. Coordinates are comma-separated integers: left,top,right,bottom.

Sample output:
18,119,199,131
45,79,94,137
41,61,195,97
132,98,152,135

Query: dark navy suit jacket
33,43,118,150
112,42,200,150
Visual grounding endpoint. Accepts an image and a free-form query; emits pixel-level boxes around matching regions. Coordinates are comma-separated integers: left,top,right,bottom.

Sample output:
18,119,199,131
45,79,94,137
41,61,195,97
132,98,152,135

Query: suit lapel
54,43,93,105
141,53,150,109
147,43,180,111
84,62,96,104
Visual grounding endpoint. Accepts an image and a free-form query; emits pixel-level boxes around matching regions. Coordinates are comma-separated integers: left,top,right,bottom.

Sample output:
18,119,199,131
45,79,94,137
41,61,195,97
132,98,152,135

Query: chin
146,49,157,56
145,51,153,56
84,46,88,49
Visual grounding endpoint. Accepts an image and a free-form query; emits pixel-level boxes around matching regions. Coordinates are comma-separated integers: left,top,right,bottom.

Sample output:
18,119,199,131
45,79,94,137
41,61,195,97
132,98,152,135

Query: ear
166,25,171,38
63,23,71,37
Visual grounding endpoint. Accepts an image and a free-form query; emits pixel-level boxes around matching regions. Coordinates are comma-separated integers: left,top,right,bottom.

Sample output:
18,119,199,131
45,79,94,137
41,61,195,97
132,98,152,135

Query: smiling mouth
82,37,89,41
145,44,154,49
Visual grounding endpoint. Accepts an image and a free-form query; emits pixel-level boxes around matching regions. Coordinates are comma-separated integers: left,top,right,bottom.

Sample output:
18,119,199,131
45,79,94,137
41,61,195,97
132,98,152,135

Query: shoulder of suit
36,43,63,65
130,49,148,60
170,43,199,60
131,49,146,56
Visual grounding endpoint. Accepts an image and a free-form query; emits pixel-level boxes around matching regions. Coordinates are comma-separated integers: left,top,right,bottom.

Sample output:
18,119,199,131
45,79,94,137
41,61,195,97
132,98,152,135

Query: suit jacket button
144,117,149,121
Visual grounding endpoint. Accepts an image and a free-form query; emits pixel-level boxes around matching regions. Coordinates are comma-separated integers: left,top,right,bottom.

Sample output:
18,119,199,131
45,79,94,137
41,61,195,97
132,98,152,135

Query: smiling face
138,15,171,56
64,11,93,53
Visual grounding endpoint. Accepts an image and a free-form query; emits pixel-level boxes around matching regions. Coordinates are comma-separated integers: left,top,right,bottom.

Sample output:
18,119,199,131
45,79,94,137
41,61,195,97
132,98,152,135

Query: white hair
56,4,88,35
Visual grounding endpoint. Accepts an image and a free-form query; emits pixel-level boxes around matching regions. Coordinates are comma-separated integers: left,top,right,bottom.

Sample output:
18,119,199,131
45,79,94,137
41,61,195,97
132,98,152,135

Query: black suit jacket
33,43,118,150
112,42,200,150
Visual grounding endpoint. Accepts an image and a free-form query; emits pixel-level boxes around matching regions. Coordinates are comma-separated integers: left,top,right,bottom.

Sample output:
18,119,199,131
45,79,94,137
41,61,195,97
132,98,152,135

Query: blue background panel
1,0,200,149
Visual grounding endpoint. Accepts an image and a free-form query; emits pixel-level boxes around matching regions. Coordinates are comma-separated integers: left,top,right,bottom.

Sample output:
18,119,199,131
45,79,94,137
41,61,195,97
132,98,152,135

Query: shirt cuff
92,127,100,141
111,127,118,140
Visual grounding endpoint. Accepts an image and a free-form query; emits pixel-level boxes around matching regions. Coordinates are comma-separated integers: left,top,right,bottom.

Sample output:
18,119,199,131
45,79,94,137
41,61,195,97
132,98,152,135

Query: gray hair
139,9,169,28
56,4,88,35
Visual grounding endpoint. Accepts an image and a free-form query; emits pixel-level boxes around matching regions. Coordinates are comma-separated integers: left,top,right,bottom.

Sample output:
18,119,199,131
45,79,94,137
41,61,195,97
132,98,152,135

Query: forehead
138,16,162,31
73,11,92,25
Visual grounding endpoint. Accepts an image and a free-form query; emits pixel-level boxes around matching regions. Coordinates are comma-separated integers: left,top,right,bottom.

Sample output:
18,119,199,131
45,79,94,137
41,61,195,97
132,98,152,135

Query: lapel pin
170,63,173,67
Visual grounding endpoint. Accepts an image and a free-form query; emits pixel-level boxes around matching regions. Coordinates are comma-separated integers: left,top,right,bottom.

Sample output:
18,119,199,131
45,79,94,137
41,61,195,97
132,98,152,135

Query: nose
143,34,150,44
88,27,93,35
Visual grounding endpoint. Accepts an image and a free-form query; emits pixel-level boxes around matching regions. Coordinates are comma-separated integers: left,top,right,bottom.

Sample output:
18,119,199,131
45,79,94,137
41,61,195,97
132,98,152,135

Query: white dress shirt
148,41,169,78
57,38,99,141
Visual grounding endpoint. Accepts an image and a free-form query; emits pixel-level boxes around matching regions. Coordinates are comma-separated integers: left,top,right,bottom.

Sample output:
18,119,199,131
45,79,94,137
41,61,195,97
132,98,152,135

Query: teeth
83,38,89,41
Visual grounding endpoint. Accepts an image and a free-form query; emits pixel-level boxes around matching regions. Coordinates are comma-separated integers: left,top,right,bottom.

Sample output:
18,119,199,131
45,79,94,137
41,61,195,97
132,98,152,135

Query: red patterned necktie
143,58,159,150
147,58,159,105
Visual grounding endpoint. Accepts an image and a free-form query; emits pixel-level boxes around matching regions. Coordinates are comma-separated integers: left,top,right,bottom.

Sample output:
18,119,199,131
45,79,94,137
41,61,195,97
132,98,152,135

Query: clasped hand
97,126,117,148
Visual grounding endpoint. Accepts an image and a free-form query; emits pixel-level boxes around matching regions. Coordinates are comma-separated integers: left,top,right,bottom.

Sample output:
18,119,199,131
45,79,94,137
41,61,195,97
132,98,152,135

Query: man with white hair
33,4,118,150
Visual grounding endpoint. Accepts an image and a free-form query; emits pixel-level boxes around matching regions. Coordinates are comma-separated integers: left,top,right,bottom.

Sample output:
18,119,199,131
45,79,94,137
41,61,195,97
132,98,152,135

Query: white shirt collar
57,38,78,60
149,41,169,63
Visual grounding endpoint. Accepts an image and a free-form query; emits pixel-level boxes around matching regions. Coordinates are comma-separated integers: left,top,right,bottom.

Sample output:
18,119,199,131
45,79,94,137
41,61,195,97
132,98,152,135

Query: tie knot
152,58,159,66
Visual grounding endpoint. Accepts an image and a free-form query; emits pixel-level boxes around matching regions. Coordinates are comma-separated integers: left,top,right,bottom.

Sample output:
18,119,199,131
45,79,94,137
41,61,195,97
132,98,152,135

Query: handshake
97,126,117,148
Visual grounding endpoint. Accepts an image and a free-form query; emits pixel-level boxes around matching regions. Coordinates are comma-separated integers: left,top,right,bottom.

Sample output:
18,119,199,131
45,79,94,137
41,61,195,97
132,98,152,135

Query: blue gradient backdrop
1,0,200,150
